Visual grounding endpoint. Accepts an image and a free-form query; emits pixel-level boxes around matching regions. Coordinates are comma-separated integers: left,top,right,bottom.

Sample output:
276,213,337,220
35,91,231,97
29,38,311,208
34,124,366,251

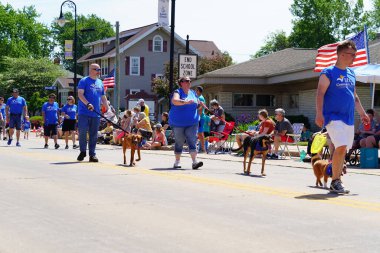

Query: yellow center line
4,147,380,213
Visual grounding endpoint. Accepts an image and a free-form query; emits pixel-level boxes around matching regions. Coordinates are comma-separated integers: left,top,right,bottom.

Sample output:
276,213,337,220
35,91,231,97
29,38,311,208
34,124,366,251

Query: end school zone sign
178,54,198,79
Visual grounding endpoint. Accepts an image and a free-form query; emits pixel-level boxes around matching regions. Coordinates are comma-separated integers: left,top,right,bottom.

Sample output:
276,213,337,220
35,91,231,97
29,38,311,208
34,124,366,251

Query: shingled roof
201,36,380,79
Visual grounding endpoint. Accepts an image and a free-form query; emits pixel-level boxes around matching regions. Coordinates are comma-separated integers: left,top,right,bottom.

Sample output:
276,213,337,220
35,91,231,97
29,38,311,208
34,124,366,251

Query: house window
93,44,103,54
233,94,254,107
130,57,140,76
101,58,108,76
289,94,299,108
256,95,275,107
153,35,163,52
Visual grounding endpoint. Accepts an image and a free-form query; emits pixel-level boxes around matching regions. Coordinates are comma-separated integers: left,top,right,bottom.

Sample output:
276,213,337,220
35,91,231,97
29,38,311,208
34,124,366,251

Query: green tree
51,13,115,74
152,52,234,100
0,57,64,101
28,91,48,116
288,0,369,48
370,0,380,35
251,30,290,59
0,3,53,60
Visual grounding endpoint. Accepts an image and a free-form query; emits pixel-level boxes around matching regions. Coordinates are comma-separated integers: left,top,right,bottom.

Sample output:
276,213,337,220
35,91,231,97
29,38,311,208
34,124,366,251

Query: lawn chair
207,121,235,154
279,123,304,158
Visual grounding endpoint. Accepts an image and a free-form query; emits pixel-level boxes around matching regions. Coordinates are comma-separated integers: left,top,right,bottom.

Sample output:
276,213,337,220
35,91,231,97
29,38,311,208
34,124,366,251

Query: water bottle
300,150,307,162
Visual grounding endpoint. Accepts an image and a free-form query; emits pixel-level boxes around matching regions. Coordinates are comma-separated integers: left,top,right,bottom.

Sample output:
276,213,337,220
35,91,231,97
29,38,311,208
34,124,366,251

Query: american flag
314,31,368,72
103,68,115,88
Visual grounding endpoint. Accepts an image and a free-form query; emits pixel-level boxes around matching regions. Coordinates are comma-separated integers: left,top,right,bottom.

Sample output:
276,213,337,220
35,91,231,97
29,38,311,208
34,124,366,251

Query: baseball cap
154,123,162,128
138,98,145,103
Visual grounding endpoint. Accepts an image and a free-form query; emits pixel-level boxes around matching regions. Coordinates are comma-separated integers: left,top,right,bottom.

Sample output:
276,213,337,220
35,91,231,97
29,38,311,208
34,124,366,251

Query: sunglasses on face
92,68,101,72
181,80,191,83
67,99,72,101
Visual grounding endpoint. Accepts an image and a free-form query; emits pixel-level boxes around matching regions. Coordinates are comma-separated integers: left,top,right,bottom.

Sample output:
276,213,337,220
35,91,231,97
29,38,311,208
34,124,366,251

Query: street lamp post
57,0,78,102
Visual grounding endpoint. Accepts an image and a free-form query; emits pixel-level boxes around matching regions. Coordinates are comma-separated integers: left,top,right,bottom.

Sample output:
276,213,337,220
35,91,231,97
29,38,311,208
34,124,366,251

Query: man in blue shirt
315,40,369,194
77,63,109,162
5,88,28,147
42,93,60,149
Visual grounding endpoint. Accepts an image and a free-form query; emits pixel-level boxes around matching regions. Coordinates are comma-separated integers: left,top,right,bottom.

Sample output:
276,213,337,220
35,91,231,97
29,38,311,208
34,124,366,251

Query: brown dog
232,135,272,176
311,154,330,188
121,133,142,166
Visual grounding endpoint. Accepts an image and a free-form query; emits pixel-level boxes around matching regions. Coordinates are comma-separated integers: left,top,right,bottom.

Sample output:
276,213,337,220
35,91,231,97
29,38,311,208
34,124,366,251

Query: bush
224,111,235,122
29,116,43,128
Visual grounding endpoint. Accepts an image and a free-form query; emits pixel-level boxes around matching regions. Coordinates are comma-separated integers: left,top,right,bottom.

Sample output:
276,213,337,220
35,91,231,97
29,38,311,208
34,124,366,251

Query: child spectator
143,123,167,150
300,125,313,141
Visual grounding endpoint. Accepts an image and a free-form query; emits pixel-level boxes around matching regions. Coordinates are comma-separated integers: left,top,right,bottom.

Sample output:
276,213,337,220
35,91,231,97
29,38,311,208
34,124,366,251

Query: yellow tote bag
311,134,327,154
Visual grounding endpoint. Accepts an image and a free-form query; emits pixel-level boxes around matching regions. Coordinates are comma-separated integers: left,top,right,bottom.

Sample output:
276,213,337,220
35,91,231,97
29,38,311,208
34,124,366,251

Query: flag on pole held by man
103,68,115,91
314,31,368,72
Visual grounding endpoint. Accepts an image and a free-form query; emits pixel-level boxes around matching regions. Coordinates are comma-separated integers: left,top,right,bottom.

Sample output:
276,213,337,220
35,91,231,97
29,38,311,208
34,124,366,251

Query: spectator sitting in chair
235,109,275,149
268,108,294,159
209,99,225,133
300,125,313,141
160,112,171,130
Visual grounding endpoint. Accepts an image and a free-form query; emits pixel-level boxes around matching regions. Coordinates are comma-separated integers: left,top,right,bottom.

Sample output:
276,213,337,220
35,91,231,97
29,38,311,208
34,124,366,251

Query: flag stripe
314,31,368,72
102,68,115,88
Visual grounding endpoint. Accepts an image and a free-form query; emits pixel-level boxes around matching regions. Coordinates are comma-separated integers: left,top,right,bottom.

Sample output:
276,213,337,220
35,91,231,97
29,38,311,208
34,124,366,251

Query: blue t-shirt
0,104,6,120
321,66,356,126
42,102,59,125
169,88,199,127
78,76,105,117
23,121,31,130
198,94,206,119
6,96,26,114
61,104,77,120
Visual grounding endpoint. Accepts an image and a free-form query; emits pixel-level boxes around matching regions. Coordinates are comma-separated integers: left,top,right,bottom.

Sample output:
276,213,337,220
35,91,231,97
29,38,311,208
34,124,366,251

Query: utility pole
114,21,120,114
169,0,176,96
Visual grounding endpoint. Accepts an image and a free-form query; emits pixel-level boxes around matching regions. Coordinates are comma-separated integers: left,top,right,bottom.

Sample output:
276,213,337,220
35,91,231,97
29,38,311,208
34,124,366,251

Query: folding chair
279,123,304,159
207,121,235,154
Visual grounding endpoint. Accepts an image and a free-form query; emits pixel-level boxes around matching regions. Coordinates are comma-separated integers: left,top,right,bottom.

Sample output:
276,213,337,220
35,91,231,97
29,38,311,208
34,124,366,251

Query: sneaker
55,143,60,149
44,144,48,149
3,137,6,140
271,154,279,159
7,138,12,145
330,179,350,194
173,161,181,169
89,156,99,162
266,153,273,159
16,142,21,147
73,144,79,149
65,145,69,149
77,152,86,161
192,161,203,170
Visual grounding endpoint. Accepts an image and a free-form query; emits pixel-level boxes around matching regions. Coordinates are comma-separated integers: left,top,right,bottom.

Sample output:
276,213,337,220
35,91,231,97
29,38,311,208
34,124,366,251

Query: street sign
45,86,56,90
178,54,198,79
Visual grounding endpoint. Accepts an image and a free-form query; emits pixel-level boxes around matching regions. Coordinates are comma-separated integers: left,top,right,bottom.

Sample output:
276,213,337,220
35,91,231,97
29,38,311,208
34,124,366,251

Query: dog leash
92,109,130,134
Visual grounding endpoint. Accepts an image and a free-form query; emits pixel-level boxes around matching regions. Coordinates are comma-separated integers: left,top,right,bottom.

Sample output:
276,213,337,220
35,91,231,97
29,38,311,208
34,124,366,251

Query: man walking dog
77,63,109,162
315,40,369,194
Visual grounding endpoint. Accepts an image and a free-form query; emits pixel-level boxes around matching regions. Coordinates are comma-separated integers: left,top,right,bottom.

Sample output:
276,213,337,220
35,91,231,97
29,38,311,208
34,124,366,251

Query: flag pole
364,25,374,109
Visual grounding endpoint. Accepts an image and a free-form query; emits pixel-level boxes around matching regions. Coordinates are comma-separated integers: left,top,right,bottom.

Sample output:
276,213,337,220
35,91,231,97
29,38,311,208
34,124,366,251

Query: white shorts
325,120,354,149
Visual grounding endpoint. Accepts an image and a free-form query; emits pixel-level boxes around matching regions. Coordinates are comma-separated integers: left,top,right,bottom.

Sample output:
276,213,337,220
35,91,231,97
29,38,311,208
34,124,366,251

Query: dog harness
326,163,333,177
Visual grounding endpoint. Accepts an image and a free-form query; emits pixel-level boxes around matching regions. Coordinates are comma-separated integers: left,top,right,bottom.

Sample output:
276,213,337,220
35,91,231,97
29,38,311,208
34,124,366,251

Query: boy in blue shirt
23,116,31,140
42,93,60,149
315,40,369,194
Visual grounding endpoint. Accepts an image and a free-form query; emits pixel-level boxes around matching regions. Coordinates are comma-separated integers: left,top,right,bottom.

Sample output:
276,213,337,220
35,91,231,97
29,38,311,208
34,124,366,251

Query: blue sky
3,0,374,63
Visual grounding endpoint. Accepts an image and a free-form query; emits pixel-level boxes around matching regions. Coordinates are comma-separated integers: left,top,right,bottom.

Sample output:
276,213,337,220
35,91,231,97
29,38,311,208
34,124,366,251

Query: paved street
1,136,380,253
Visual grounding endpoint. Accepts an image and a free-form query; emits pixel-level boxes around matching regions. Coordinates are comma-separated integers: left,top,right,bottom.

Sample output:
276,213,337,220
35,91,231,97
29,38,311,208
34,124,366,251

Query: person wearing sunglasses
315,40,369,194
169,76,203,170
61,96,78,149
77,63,109,162
42,93,60,149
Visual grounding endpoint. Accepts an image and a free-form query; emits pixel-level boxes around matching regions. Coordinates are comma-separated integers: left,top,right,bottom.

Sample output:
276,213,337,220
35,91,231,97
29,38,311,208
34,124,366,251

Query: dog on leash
232,135,272,176
311,154,330,188
311,154,347,188
121,133,142,166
